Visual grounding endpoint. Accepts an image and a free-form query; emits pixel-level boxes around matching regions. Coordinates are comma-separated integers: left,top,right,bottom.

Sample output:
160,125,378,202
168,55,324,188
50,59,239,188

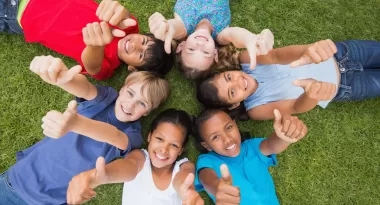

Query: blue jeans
0,172,27,205
333,40,380,101
0,0,23,34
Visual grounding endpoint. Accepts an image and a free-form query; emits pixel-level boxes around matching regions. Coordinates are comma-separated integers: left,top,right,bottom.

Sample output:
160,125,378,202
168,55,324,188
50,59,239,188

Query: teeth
122,106,131,115
125,41,129,53
244,79,248,90
226,144,236,150
156,153,167,160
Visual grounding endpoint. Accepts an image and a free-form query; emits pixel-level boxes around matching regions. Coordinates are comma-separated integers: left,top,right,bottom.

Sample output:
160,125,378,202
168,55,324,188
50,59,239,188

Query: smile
195,35,208,41
225,144,236,150
155,152,168,160
125,40,130,54
243,78,248,90
121,105,132,115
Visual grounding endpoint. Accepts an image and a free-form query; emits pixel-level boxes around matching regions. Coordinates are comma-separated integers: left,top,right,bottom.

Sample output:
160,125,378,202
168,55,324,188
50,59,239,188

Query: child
1,0,173,79
0,55,169,205
148,0,274,79
193,109,308,205
66,109,204,205
197,39,380,120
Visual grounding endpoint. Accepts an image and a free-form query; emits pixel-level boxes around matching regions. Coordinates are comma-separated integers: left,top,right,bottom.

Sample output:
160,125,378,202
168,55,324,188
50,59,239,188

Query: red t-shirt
21,0,139,80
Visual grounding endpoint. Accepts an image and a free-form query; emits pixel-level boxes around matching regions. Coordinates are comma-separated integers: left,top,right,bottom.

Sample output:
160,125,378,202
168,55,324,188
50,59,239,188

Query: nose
195,40,206,46
223,134,232,145
160,144,169,154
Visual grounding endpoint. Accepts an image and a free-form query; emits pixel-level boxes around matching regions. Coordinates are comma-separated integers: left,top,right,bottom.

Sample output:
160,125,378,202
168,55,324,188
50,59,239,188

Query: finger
80,188,97,200
308,47,322,64
90,156,107,188
281,115,291,133
297,121,308,139
57,65,82,85
30,56,40,73
43,128,58,139
321,40,334,59
92,22,103,45
290,55,311,68
65,100,77,114
100,1,116,22
315,46,330,62
327,39,338,54
246,45,257,69
292,79,312,89
273,109,282,129
39,56,54,82
96,0,107,17
330,84,337,100
164,24,174,54
220,164,232,185
181,173,194,191
308,81,321,99
119,18,137,29
86,23,96,45
285,116,298,138
322,83,334,101
108,5,123,26
316,82,328,99
290,119,303,139
100,22,113,42
82,27,90,45
112,29,126,38
47,58,64,83
45,110,64,123
196,198,205,205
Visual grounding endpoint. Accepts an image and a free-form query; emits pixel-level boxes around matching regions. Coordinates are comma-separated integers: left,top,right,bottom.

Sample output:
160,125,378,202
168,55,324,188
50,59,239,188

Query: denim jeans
333,40,380,101
0,0,23,34
0,172,27,205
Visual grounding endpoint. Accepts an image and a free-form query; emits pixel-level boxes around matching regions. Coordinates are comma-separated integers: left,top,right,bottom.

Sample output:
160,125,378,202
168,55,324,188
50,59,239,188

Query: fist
41,101,78,139
96,0,136,29
30,55,82,86
148,12,175,53
179,173,204,205
83,22,113,47
293,78,337,101
273,109,308,143
256,29,274,56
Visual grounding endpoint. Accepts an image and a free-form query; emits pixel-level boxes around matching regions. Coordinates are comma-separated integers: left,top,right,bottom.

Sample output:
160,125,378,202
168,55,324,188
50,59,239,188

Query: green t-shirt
17,0,28,27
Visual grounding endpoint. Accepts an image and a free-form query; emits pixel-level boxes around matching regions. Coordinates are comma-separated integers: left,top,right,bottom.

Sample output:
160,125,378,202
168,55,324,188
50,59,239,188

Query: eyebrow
156,132,182,144
141,37,148,61
224,73,231,100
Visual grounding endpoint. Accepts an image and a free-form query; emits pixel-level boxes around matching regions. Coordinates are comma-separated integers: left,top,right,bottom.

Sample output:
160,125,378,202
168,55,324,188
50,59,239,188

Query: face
115,83,152,122
178,29,217,71
118,34,155,67
199,112,241,157
213,71,258,105
148,122,185,169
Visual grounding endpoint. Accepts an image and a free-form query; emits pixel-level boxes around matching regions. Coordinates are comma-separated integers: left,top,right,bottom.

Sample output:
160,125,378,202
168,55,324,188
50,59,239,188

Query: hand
293,78,337,101
41,100,78,139
215,164,240,205
83,22,116,47
148,12,175,53
273,109,308,143
178,173,204,205
256,29,274,56
291,39,337,68
67,157,108,204
96,0,136,30
30,56,82,86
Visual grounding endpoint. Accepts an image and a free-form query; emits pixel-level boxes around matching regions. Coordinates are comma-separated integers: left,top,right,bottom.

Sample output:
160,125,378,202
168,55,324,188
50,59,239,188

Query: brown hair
124,71,170,110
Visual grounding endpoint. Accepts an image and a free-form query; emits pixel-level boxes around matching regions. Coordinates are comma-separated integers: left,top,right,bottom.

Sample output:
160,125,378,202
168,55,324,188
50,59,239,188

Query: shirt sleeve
246,138,278,167
119,127,143,157
194,154,217,191
76,85,117,110
174,0,196,35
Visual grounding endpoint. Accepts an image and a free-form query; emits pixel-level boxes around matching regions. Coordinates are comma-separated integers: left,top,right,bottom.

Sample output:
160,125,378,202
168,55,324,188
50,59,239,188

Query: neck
151,163,174,176
195,19,214,33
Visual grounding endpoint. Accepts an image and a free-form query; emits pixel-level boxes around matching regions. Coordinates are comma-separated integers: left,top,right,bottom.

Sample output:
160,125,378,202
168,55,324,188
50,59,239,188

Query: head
147,109,193,169
115,71,170,122
118,33,174,76
194,109,241,157
175,30,219,79
196,71,258,110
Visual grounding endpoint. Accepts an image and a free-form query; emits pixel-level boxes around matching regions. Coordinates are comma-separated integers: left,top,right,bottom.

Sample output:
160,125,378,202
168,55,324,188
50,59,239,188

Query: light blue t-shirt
7,85,142,205
195,138,279,205
174,0,230,39
242,58,338,110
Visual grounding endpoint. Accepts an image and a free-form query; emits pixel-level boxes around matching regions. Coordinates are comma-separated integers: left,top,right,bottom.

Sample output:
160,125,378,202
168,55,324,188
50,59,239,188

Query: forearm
81,46,105,75
169,17,187,40
58,74,97,100
73,115,129,150
260,132,291,155
293,93,318,114
101,159,139,184
199,169,219,197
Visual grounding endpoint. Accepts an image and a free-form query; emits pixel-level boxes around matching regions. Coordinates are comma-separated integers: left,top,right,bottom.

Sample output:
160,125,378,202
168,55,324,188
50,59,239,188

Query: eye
139,52,143,59
171,144,179,148
188,48,195,51
155,137,163,142
139,101,146,108
211,135,219,141
203,51,210,54
231,89,235,97
226,125,233,131
227,74,231,80
127,91,133,97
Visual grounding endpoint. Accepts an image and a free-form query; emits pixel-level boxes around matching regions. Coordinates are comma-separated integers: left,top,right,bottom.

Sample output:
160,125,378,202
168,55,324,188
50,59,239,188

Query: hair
176,43,242,79
196,73,250,121
134,34,174,77
124,71,170,110
149,108,194,147
193,109,249,153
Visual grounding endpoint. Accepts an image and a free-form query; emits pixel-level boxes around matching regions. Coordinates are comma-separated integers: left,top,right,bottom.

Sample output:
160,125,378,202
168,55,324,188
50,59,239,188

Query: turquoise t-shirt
174,0,230,39
195,138,279,205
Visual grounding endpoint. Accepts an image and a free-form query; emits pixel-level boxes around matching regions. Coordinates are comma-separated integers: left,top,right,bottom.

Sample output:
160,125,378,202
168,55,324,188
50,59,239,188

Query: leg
0,172,28,205
0,0,23,34
344,40,380,69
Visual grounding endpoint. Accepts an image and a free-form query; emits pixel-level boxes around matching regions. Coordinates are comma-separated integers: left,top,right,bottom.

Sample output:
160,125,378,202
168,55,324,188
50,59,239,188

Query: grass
1,0,380,204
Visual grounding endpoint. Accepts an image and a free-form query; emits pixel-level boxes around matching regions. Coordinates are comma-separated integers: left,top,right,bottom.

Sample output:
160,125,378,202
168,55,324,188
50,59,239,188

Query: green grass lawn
1,0,380,204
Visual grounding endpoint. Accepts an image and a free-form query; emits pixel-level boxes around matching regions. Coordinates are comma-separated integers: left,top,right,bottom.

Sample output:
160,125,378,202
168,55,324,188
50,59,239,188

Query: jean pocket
333,85,352,101
2,173,16,192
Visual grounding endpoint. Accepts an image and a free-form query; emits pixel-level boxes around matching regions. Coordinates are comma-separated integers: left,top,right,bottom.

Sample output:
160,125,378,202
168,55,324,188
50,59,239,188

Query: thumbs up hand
67,157,109,205
215,164,240,205
96,0,136,30
178,173,204,205
41,100,78,139
30,56,82,86
148,12,175,54
293,78,337,101
273,109,308,143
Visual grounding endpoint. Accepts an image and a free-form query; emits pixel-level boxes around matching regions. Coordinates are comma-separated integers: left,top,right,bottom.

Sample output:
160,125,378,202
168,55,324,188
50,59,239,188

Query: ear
128,66,137,72
179,148,184,156
176,41,186,53
143,110,150,116
228,102,240,110
214,49,219,63
201,142,212,152
147,132,152,142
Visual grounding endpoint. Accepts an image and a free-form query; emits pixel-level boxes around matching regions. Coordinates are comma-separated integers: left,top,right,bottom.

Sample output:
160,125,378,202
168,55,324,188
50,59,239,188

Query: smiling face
118,34,155,67
177,29,218,71
147,122,185,169
199,111,241,157
114,82,152,122
213,71,258,105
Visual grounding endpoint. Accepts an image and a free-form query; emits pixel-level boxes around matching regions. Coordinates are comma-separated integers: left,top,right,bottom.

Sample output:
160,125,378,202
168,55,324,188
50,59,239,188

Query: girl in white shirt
67,109,204,205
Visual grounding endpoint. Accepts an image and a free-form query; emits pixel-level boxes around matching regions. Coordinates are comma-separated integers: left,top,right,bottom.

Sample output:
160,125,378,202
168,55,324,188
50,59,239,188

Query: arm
259,110,308,156
81,45,106,75
198,168,220,196
173,161,196,192
30,56,97,100
173,162,204,204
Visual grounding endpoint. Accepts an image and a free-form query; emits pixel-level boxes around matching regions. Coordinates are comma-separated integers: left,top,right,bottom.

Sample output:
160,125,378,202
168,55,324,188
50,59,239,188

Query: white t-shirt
122,149,189,205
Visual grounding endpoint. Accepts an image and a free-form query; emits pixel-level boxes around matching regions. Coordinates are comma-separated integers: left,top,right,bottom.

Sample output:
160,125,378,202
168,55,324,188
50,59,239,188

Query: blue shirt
7,85,142,205
242,58,338,110
174,0,230,39
195,138,279,205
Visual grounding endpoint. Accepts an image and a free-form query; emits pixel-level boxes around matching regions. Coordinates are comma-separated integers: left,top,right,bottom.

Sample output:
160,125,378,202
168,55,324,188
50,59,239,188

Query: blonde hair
212,44,241,71
124,71,170,110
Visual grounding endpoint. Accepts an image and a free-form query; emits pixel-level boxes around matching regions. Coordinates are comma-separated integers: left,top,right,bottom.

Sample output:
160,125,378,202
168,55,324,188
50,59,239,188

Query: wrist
70,114,83,133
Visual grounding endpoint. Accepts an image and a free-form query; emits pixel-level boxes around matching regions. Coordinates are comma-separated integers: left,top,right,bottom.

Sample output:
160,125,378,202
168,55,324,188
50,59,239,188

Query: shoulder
76,85,117,110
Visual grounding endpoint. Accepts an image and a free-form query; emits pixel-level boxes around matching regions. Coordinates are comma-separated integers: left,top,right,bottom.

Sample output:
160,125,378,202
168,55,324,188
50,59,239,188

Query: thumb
64,100,77,115
90,157,107,189
220,164,232,185
273,109,282,127
247,46,257,69
292,79,311,89
57,65,82,85
118,18,137,29
182,173,194,191
290,55,311,68
164,24,174,54
112,29,126,38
